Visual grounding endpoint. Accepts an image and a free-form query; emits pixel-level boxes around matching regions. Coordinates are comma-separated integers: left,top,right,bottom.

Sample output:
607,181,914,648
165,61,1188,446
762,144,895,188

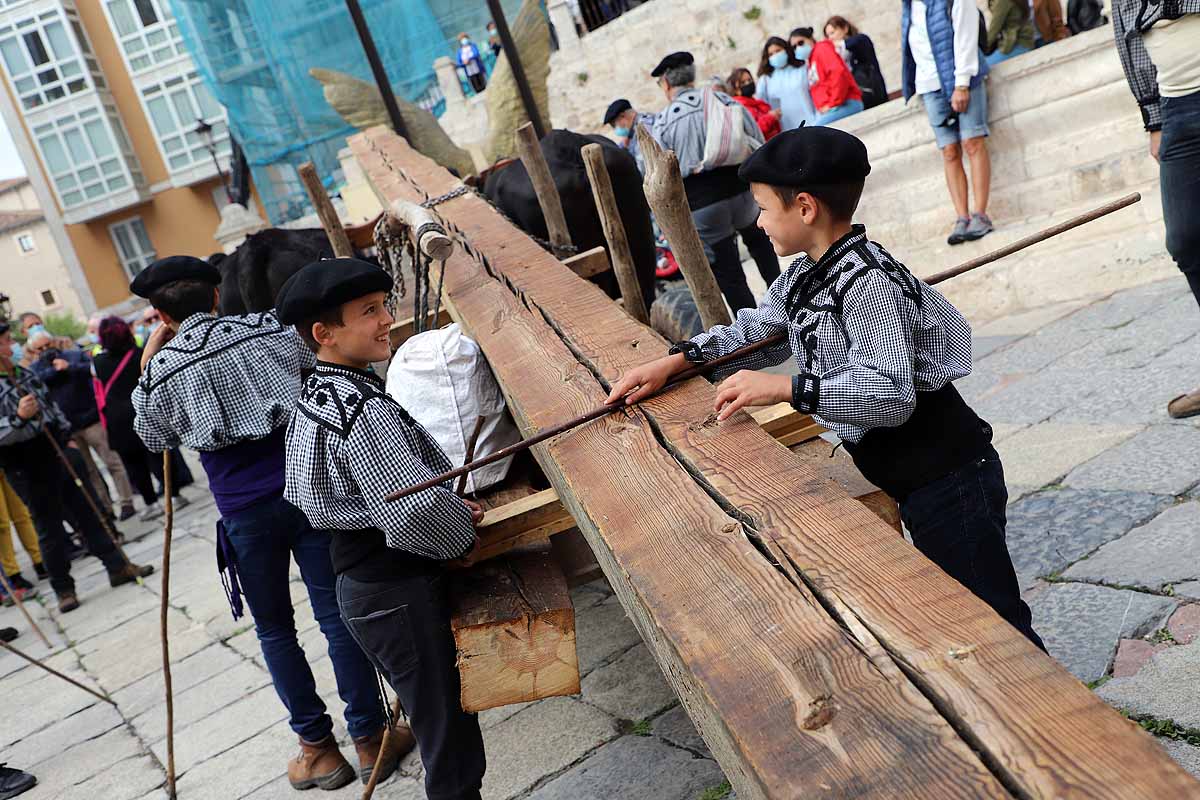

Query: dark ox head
211,228,341,316
482,129,657,311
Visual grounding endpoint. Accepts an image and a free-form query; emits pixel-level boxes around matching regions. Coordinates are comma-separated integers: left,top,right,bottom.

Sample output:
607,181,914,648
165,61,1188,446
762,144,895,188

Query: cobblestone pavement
3,276,1200,799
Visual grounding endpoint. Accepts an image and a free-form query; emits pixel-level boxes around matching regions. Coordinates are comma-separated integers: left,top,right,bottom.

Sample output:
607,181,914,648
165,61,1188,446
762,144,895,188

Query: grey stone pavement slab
1163,740,1200,781
8,280,1200,797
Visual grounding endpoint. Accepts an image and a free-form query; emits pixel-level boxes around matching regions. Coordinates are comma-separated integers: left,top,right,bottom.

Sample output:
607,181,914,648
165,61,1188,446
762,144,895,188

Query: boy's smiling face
313,291,394,368
750,182,817,258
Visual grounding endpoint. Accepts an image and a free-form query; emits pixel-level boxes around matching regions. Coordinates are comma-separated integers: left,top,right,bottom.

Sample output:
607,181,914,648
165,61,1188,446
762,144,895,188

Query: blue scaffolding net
168,0,522,224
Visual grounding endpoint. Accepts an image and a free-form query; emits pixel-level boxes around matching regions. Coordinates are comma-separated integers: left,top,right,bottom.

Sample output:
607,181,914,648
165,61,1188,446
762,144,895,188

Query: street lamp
194,118,233,203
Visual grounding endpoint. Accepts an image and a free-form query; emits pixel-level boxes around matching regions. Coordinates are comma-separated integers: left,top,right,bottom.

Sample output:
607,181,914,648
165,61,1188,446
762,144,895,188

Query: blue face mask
768,51,790,69
27,324,46,337
794,44,813,62
613,126,631,138
10,342,22,362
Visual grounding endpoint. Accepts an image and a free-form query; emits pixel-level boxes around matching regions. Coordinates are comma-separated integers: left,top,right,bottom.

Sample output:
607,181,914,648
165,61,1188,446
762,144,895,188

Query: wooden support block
747,403,826,448
388,308,453,349
475,488,575,562
451,548,579,713
561,245,609,279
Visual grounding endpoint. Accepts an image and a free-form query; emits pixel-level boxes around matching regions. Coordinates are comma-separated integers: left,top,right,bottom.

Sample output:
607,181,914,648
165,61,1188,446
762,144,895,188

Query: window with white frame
109,217,155,278
104,0,186,75
32,103,142,209
0,8,102,112
15,232,34,253
142,71,229,173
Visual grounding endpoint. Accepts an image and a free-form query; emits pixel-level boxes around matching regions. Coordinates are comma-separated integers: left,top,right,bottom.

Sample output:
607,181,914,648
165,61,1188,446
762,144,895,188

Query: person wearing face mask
486,21,502,57
755,35,816,130
727,68,782,140
825,16,889,109
456,33,487,94
808,35,865,124
603,98,657,173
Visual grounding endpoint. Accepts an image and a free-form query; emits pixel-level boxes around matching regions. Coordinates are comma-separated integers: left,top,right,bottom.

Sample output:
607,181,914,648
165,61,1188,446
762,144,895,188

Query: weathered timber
788,437,901,533
475,487,575,562
385,198,454,261
451,547,579,712
353,127,1199,799
635,124,730,329
515,122,572,257
580,143,650,324
561,245,609,279
298,162,354,258
353,128,1010,799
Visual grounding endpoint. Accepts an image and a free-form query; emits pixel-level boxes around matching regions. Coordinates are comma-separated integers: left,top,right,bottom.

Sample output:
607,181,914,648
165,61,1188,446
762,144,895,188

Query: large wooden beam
352,128,1199,799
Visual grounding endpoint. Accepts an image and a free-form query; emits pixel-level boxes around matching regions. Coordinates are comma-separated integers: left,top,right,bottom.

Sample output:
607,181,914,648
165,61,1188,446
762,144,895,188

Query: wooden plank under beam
561,245,609,279
475,488,575,562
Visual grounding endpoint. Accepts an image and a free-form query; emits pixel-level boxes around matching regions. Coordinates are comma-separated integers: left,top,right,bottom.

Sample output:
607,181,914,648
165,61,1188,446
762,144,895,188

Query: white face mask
460,38,470,46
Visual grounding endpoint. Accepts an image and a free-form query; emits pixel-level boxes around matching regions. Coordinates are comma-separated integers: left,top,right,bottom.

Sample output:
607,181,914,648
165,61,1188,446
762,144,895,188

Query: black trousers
1160,92,1200,309
115,446,158,506
1,438,123,596
148,448,188,497
337,571,485,800
898,446,1046,651
467,72,486,94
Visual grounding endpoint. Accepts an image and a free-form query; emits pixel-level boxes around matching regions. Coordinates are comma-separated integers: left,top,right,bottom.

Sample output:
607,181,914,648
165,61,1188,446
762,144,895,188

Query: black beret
130,255,221,298
738,125,871,189
276,258,393,325
650,51,694,78
603,98,632,126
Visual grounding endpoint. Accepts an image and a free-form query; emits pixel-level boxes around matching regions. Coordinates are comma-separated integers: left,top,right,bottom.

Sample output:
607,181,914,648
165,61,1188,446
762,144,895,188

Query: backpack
698,88,760,172
1067,0,1106,33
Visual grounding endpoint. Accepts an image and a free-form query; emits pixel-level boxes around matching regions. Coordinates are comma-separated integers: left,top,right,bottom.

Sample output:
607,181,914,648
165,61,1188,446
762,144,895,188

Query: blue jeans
922,84,990,149
985,43,1032,66
222,496,385,742
815,98,864,125
1160,90,1200,309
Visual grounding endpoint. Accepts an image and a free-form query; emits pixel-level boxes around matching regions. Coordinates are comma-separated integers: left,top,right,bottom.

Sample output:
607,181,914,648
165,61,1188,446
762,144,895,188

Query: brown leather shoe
1168,390,1200,419
108,562,155,588
353,724,412,785
287,735,355,791
58,592,80,613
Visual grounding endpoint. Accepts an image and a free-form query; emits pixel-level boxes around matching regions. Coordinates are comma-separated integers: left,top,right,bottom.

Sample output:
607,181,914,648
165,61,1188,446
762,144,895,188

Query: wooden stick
580,143,650,325
160,451,177,800
515,123,573,258
384,192,1140,503
635,124,731,329
299,161,354,258
386,199,454,261
0,637,115,705
456,416,488,495
361,697,405,800
0,568,49,648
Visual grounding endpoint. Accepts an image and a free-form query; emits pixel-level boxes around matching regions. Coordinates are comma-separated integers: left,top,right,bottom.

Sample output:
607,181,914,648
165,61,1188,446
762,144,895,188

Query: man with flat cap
130,255,409,790
603,98,656,173
649,50,781,312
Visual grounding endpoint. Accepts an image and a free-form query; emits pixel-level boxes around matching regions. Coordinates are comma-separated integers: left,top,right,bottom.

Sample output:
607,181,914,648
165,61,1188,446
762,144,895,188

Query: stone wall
546,0,904,132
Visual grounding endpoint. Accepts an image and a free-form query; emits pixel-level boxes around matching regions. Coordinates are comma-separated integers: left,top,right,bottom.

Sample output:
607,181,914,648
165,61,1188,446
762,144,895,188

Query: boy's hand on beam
714,371,793,422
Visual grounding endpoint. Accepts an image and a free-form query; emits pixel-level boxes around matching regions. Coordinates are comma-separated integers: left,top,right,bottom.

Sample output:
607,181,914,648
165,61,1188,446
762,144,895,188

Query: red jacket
807,40,862,111
732,95,781,140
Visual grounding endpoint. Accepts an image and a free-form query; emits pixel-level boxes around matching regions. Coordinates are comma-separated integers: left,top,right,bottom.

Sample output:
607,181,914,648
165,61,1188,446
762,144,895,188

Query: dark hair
770,180,866,222
147,279,217,323
99,316,135,354
823,15,860,37
758,36,803,77
726,67,754,93
296,307,345,354
789,27,815,42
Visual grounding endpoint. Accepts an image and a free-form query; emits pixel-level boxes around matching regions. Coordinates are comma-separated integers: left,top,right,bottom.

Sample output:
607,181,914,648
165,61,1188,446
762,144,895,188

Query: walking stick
160,451,177,799
0,637,115,705
361,696,405,800
385,192,1142,502
0,569,50,648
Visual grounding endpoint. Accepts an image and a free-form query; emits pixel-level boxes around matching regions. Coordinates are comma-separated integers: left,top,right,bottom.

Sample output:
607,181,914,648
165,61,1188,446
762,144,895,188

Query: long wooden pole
635,123,731,329
299,162,354,258
515,123,573,258
485,0,545,139
580,143,650,324
0,638,115,705
384,192,1140,503
344,0,409,139
0,568,49,648
160,452,177,800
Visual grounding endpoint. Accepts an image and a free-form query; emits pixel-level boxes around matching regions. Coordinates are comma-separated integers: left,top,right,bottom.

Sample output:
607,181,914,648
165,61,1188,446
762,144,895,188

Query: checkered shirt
683,226,974,444
1112,0,1200,131
132,311,315,453
0,365,70,447
284,362,475,560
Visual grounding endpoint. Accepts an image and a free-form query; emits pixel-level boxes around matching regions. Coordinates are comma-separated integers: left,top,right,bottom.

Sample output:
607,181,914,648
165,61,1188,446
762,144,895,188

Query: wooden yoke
384,197,454,261
635,124,731,329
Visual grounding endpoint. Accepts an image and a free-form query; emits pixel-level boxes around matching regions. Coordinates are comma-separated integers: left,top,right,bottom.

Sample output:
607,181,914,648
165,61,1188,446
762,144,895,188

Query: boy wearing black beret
607,126,1044,649
277,259,488,800
130,255,403,789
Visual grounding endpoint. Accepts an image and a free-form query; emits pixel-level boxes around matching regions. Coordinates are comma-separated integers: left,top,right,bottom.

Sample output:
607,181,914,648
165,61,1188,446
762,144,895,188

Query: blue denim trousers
1160,90,1200,309
222,496,385,742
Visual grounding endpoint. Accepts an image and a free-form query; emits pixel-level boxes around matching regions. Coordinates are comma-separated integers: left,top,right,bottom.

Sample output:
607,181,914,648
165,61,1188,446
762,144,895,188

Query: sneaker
172,495,190,510
947,216,970,245
9,574,34,591
118,504,136,521
33,563,47,581
0,627,17,643
138,501,164,521
108,562,155,588
0,763,37,798
964,212,993,241
57,593,80,613
0,580,36,608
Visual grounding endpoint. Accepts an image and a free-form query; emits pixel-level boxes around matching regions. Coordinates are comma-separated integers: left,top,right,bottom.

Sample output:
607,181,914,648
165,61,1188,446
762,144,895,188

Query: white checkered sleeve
131,382,182,453
686,278,795,379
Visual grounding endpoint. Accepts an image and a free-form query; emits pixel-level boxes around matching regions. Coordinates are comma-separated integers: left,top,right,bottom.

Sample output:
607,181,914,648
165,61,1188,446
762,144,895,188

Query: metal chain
417,182,579,255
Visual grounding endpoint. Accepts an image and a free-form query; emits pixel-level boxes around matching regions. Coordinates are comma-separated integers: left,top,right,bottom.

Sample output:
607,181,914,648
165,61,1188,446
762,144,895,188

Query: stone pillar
434,56,465,106
547,0,580,47
214,202,268,254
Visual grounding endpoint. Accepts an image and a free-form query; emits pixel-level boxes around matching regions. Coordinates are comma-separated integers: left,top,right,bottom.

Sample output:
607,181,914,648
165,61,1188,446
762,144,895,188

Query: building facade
0,175,89,318
0,0,234,312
